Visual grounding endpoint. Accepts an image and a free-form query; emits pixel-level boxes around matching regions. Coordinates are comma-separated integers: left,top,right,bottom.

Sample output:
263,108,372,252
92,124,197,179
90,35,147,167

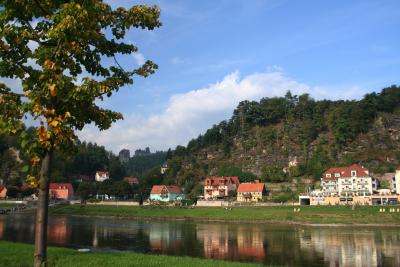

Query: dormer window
351,171,356,177
326,174,331,178
335,173,340,178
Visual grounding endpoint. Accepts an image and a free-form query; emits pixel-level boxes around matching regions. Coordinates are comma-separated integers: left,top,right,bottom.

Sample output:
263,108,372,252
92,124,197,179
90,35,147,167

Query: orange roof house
49,183,74,200
123,177,139,185
150,185,184,202
0,187,7,199
95,171,110,182
203,176,240,200
237,181,267,202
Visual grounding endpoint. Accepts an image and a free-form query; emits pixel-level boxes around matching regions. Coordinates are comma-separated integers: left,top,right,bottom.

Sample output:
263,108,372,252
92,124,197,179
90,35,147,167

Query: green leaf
21,165,29,173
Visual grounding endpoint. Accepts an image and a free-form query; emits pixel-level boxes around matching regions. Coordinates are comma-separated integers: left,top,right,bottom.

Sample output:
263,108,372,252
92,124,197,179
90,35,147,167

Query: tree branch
33,0,51,16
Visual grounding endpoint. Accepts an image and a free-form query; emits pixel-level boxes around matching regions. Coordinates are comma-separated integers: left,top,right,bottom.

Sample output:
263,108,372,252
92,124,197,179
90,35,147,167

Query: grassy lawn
0,202,18,208
51,205,400,225
0,241,267,267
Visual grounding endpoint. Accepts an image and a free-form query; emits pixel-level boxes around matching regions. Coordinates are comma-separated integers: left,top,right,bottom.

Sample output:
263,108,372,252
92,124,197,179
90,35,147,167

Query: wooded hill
161,85,400,194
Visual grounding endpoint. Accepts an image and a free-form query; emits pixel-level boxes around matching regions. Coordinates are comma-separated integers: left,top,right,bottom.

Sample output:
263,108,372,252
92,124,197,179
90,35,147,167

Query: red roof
123,177,139,184
96,171,109,176
237,182,265,193
323,164,369,179
150,185,183,194
204,177,240,187
49,183,74,192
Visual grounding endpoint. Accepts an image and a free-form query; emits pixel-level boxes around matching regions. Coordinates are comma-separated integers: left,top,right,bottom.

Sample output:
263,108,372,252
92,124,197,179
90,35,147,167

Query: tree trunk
34,151,52,267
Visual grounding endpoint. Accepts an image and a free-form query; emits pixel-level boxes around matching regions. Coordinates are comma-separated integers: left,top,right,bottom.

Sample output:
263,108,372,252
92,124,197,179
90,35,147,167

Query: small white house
393,169,400,194
95,171,110,182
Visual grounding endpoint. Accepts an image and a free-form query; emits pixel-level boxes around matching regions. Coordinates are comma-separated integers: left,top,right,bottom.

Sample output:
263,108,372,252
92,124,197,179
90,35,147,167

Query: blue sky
75,1,400,152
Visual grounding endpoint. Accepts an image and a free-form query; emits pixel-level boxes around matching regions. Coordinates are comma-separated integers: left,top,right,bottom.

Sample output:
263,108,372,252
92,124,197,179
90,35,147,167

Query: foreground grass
51,205,400,225
0,241,266,267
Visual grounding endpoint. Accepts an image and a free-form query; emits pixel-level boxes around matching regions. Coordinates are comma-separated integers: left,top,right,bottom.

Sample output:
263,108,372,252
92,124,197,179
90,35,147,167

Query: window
335,173,340,177
326,174,331,178
351,171,356,177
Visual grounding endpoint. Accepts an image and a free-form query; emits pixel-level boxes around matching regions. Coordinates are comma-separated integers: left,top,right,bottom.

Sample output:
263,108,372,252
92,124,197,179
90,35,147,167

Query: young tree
0,2,161,266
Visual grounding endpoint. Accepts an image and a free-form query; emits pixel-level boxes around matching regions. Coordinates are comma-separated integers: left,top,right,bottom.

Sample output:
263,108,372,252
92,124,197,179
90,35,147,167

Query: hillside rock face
172,112,400,183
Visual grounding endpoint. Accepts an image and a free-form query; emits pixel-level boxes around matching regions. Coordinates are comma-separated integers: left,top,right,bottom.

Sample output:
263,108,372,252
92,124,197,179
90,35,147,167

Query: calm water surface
0,214,399,267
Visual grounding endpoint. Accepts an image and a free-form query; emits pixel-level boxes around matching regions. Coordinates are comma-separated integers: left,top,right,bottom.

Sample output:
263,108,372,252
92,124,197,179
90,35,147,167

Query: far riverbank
50,205,400,225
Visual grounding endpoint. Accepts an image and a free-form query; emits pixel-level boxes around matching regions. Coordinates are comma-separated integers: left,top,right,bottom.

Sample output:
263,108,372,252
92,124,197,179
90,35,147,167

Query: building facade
0,187,7,199
321,164,373,196
150,185,184,202
203,176,240,200
95,171,110,182
393,169,400,194
237,181,266,202
49,183,74,200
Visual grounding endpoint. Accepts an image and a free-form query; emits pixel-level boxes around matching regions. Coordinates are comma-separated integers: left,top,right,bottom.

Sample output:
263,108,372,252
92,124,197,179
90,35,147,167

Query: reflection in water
299,228,400,267
0,214,399,267
48,217,70,245
0,220,3,239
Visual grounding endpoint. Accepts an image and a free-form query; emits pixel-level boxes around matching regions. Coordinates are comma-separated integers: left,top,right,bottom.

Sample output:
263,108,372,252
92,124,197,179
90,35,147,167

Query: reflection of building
197,224,231,260
299,227,400,267
0,220,3,239
204,177,239,200
237,181,266,202
150,185,184,202
95,171,110,182
148,223,182,252
49,183,74,199
48,217,70,245
236,226,265,260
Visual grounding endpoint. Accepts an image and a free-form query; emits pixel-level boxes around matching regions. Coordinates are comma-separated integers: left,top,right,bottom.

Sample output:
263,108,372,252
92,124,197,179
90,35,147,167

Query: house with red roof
150,185,184,202
203,176,240,200
49,183,74,200
321,164,373,196
237,181,267,202
123,177,139,185
95,171,110,182
0,187,7,199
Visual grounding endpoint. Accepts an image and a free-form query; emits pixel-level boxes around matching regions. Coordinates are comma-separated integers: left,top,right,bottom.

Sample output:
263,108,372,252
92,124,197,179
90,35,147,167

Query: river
0,214,399,266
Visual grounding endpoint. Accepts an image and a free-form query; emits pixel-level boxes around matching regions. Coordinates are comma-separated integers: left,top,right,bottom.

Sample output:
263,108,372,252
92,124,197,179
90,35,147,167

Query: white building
321,164,373,196
95,171,110,182
393,169,400,194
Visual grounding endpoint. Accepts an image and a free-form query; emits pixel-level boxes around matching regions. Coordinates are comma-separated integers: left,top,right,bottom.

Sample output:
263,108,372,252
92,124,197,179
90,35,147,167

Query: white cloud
78,70,368,153
132,52,146,66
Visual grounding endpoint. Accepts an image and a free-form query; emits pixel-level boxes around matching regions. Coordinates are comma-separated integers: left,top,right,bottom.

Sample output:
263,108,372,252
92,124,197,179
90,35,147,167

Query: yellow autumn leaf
49,83,56,96
64,111,71,118
50,120,59,127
